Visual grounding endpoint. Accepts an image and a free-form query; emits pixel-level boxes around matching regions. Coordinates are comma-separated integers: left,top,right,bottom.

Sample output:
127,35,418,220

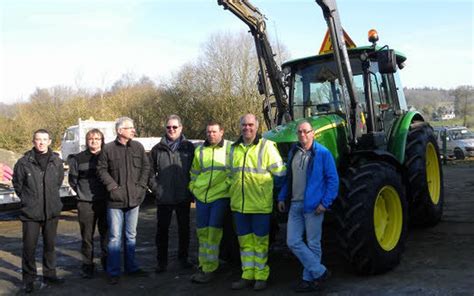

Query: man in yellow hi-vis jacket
189,121,232,284
228,114,286,291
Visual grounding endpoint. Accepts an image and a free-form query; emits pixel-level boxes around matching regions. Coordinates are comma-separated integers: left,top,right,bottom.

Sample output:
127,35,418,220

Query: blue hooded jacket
278,141,339,213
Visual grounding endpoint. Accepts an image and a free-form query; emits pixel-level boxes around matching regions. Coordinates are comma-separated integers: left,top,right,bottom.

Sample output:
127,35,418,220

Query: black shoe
294,280,317,293
43,276,65,285
24,282,34,294
108,276,119,285
231,278,253,290
81,264,94,279
313,270,331,289
155,265,167,273
179,259,194,269
127,269,149,277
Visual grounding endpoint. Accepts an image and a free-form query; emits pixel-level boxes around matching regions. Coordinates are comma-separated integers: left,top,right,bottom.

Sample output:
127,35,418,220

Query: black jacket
148,136,195,205
97,138,150,209
12,149,64,221
68,149,107,202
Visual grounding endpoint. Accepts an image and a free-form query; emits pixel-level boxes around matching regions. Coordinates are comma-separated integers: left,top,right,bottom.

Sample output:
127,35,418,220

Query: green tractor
218,0,444,274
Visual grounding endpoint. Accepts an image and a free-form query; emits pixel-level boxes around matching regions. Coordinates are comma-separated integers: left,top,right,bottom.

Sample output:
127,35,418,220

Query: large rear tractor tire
405,122,444,226
334,162,407,274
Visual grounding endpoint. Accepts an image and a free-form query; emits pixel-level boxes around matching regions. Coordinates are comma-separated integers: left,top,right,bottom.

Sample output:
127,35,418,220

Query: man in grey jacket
97,117,150,284
149,114,195,273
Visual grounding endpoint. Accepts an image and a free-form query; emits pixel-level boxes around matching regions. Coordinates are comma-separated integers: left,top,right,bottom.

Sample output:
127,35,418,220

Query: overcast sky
1,0,472,104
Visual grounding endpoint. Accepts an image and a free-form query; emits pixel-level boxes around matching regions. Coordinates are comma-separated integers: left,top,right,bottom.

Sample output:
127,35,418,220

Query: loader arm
315,0,361,147
218,0,291,129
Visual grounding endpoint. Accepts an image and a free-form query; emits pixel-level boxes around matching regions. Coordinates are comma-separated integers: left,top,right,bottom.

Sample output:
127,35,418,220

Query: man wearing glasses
277,120,339,292
97,117,150,284
148,114,195,273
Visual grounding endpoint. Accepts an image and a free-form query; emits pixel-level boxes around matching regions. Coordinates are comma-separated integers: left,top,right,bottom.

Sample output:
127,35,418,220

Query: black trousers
156,202,190,267
22,217,59,284
77,200,108,267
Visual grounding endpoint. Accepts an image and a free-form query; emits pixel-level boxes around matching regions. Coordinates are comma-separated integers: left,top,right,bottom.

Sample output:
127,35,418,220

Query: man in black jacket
97,117,150,284
149,114,195,273
68,128,108,279
13,129,65,293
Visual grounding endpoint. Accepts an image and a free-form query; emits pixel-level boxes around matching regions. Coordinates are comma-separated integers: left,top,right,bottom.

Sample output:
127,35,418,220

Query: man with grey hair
149,114,195,273
97,117,150,284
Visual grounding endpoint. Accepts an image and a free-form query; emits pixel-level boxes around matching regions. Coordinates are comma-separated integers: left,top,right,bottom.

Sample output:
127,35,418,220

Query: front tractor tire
405,122,444,226
334,162,407,274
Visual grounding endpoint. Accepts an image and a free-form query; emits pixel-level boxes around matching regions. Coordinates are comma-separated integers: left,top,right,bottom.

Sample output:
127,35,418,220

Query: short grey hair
239,113,259,129
165,114,182,127
297,120,312,129
115,116,134,132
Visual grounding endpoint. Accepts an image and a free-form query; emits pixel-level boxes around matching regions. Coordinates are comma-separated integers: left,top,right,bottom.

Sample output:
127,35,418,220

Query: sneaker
231,278,253,290
155,265,167,273
179,258,194,269
108,276,119,285
191,270,214,284
127,269,149,277
24,282,34,294
294,280,317,293
43,276,65,285
253,280,267,291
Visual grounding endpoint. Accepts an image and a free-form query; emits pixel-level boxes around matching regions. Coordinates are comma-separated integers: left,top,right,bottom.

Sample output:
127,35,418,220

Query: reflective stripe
267,161,284,171
254,251,268,259
199,242,219,251
190,176,197,181
231,167,267,175
201,166,226,173
191,169,201,175
257,138,267,171
199,253,218,261
254,262,266,270
241,261,255,268
241,251,255,257
272,170,287,177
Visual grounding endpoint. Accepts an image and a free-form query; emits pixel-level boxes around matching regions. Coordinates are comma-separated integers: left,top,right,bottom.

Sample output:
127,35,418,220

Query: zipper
204,147,215,203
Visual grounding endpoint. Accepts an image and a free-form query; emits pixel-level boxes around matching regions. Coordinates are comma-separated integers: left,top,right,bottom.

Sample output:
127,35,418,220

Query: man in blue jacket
277,120,339,293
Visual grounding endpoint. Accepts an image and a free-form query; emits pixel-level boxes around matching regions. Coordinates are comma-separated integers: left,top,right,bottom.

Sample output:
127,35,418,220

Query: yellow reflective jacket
189,139,232,203
228,136,286,214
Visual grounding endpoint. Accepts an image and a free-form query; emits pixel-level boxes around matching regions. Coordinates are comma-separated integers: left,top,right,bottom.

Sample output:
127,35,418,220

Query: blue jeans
107,206,140,276
287,201,326,281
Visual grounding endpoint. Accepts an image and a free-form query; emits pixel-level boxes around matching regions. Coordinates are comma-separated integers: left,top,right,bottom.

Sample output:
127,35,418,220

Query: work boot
294,280,317,293
43,276,65,285
108,276,119,285
24,282,34,294
81,264,94,279
191,270,214,284
253,280,267,291
231,278,253,290
313,269,331,289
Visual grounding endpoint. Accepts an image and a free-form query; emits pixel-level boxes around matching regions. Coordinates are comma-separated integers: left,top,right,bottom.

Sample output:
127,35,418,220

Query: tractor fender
387,111,425,163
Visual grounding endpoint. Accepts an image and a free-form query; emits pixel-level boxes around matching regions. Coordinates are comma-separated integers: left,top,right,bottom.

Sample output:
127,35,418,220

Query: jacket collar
203,138,224,147
232,134,261,146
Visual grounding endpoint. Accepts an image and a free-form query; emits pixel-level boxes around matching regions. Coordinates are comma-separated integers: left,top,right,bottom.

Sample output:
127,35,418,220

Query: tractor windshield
291,59,364,119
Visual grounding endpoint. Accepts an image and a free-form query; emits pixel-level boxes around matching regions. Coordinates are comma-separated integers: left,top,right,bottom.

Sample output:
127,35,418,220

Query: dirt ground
0,162,473,296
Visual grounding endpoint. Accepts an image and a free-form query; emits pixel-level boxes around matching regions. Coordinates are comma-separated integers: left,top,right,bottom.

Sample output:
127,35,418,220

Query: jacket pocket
109,186,126,202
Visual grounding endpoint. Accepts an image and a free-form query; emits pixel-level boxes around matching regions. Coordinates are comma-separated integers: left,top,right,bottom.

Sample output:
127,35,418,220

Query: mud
1,162,473,295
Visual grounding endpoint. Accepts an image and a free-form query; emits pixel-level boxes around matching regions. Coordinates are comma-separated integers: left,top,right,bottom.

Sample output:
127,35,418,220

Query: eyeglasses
166,125,179,130
296,130,314,135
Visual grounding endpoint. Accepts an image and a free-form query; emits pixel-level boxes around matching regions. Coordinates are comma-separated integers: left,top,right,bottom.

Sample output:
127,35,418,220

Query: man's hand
315,204,326,215
277,201,286,213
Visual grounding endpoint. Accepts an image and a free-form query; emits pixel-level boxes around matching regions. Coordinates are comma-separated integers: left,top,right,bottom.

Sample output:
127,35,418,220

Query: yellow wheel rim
425,142,441,205
374,186,403,251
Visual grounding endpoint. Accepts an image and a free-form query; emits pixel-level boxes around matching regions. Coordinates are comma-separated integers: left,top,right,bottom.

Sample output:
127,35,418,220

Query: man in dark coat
97,117,150,285
149,114,195,273
68,128,108,278
13,129,65,293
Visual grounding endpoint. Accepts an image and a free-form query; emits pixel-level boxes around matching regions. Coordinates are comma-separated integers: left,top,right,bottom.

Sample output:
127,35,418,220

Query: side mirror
377,49,397,74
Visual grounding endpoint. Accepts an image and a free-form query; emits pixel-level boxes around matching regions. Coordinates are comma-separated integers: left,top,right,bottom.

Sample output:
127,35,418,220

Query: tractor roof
282,46,407,68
